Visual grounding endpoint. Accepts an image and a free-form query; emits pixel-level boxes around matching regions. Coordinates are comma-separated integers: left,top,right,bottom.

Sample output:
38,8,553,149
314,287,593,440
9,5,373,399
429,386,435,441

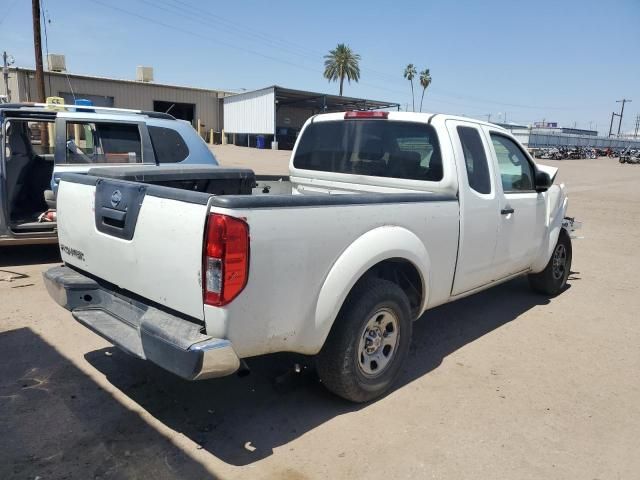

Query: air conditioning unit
136,66,154,83
47,54,66,72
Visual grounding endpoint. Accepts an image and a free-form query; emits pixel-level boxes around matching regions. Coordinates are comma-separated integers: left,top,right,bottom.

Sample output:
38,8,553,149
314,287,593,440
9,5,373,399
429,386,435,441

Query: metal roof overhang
273,86,399,112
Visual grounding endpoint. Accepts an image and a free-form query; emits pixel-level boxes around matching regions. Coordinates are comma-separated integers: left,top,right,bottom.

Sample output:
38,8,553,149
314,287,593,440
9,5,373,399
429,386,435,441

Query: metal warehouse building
223,85,399,148
2,67,230,135
1,68,400,149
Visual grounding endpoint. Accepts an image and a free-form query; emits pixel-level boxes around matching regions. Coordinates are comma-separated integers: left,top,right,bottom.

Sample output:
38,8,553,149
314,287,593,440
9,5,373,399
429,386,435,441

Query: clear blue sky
1,0,638,134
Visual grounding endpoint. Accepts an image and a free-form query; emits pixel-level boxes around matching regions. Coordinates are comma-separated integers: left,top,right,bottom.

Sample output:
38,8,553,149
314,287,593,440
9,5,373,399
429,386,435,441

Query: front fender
307,226,431,354
531,184,569,273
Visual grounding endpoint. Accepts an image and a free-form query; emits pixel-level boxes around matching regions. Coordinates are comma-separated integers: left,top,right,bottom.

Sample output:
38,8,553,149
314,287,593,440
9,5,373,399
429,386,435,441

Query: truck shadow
0,244,60,268
85,277,559,466
0,327,214,479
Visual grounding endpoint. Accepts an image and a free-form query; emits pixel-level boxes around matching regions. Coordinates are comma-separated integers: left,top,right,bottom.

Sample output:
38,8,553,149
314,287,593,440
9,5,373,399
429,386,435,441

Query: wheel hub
364,328,383,354
552,243,567,280
357,308,400,377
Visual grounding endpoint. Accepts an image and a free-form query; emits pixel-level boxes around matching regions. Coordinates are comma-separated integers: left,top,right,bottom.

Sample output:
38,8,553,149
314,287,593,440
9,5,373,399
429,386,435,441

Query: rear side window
64,122,142,164
293,120,443,181
457,126,491,194
149,126,189,163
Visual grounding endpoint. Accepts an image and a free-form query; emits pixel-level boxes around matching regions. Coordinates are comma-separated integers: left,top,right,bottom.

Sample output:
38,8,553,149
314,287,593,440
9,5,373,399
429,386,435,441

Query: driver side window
490,134,534,192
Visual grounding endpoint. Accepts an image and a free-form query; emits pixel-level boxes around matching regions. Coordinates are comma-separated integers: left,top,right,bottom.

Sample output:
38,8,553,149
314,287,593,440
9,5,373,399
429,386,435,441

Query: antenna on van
165,103,175,114
64,71,76,102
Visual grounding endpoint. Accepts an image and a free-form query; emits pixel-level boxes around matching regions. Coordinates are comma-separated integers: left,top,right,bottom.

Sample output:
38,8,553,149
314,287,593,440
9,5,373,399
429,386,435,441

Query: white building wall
223,87,275,135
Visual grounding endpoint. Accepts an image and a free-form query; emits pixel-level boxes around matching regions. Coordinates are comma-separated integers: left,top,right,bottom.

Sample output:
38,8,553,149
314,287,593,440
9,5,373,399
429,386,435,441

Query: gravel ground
1,152,638,479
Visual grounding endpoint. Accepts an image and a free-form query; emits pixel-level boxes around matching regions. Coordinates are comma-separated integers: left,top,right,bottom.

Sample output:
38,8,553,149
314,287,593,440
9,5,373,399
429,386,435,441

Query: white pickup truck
45,111,577,402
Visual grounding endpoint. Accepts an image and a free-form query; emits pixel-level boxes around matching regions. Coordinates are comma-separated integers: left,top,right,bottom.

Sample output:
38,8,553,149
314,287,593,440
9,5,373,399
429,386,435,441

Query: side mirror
535,170,552,192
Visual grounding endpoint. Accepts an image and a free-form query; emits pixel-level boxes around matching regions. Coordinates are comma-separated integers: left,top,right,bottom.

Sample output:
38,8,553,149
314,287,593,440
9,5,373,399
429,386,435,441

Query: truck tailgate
56,175,209,320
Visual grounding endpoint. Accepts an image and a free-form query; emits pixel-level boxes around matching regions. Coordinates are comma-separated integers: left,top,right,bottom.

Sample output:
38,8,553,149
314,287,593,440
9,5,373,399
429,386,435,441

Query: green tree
419,69,432,112
404,64,417,111
323,44,361,96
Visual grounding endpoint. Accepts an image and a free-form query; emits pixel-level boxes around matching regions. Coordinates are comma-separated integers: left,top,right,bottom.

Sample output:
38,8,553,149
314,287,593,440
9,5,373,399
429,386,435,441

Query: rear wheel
528,229,572,296
316,278,412,403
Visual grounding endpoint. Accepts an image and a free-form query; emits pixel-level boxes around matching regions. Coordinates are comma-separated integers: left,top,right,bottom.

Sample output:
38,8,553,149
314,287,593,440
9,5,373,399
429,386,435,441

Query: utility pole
608,112,621,137
31,0,46,103
616,99,632,136
2,51,13,101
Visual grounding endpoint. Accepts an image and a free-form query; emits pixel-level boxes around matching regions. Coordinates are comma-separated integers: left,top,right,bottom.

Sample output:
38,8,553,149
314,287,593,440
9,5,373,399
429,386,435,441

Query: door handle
501,208,515,215
100,207,127,229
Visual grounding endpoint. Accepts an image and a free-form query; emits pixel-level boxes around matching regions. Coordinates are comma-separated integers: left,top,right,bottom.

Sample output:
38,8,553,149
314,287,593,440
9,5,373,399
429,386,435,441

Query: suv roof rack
0,102,176,120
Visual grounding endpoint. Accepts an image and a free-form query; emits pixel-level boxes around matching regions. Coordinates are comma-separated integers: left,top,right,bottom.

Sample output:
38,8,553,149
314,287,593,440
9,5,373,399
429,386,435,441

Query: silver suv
1,103,218,245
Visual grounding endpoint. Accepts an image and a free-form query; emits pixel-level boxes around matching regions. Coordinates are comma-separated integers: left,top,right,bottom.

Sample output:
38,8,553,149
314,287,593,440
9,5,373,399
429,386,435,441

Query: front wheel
528,229,572,296
316,278,412,403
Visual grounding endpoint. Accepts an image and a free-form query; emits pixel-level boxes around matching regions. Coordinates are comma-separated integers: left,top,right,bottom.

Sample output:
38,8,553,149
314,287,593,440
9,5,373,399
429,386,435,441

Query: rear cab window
293,120,443,181
63,121,142,164
148,126,189,163
457,126,491,194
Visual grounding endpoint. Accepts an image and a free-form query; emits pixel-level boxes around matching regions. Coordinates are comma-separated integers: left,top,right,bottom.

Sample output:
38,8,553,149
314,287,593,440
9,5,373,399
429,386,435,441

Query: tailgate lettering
60,243,85,262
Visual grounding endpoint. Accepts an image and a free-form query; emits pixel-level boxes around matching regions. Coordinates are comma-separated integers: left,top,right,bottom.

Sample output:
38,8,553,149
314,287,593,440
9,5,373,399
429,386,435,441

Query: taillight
344,111,389,119
203,213,249,306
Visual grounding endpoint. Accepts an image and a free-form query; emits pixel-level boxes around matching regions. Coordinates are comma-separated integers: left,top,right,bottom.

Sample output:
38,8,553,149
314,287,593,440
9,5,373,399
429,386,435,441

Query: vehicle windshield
293,119,443,181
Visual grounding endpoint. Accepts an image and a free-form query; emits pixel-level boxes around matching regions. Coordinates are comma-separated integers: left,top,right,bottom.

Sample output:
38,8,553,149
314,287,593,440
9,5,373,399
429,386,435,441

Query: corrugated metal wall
12,69,222,131
223,87,275,134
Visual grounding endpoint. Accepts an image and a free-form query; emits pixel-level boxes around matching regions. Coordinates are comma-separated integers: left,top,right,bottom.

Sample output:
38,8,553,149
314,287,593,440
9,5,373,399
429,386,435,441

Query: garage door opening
153,101,195,125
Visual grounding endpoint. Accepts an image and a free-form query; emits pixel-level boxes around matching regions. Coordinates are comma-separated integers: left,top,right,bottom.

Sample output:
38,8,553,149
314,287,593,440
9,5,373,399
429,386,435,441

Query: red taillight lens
344,111,389,119
203,214,250,306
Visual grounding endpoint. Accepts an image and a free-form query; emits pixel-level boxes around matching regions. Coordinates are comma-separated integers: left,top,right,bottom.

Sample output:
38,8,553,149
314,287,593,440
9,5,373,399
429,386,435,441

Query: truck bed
56,168,459,355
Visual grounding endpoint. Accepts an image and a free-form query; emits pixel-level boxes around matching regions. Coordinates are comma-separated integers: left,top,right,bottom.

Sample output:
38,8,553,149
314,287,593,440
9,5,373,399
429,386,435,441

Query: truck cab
0,103,218,245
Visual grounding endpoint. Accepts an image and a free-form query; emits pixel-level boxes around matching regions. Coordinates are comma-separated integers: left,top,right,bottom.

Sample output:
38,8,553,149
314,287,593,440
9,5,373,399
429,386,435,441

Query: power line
153,0,570,110
138,0,577,111
90,0,581,114
40,0,52,95
158,0,402,83
90,0,323,74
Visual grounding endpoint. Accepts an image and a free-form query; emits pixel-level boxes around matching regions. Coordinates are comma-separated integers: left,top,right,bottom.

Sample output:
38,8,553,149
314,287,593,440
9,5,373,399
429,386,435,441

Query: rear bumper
43,265,240,380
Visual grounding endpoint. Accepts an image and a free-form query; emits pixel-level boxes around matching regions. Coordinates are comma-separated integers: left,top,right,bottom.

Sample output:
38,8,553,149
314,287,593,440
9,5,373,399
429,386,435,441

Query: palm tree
419,69,432,112
404,64,417,112
323,44,361,96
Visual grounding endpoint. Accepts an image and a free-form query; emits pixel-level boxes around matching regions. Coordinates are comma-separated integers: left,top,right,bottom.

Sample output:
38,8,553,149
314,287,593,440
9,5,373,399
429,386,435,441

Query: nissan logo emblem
110,190,122,208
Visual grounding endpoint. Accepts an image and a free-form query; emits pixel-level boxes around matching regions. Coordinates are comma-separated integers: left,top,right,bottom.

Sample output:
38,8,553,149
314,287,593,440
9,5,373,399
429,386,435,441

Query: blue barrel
256,135,265,149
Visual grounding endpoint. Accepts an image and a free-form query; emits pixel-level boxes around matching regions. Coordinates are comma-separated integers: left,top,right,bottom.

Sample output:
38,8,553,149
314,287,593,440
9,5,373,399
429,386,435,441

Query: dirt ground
1,150,639,479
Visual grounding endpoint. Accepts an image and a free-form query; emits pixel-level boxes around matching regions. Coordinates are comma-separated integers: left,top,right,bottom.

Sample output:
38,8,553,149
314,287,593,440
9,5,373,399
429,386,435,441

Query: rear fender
531,184,569,273
310,226,431,353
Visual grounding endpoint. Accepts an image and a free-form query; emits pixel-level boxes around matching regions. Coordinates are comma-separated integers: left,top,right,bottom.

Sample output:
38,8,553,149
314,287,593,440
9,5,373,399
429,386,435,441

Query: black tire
316,278,412,403
528,229,572,296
